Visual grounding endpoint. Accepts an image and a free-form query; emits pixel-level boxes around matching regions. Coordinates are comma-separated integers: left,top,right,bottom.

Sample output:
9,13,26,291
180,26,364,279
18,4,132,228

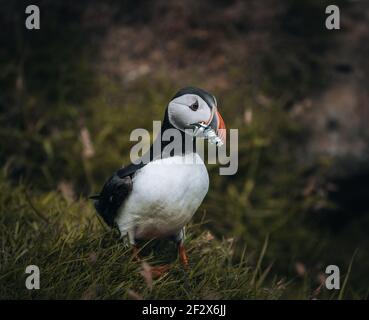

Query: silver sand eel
191,122,224,147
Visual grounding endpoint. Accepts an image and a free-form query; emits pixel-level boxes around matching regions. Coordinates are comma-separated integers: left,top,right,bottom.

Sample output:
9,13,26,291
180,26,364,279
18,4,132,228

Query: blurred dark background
1,0,368,298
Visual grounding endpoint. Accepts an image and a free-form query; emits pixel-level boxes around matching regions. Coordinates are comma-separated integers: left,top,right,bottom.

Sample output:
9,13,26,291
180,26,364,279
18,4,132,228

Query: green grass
0,178,284,300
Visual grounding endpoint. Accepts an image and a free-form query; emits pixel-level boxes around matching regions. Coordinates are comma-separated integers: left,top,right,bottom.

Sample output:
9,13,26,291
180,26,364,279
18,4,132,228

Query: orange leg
178,244,189,267
133,245,170,278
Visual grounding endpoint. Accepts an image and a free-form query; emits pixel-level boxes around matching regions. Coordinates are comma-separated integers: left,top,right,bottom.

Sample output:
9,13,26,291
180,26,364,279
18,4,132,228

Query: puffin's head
167,87,226,146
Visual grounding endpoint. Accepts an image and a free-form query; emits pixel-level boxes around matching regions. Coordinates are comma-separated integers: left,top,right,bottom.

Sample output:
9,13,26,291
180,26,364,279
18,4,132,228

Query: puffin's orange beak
215,110,226,145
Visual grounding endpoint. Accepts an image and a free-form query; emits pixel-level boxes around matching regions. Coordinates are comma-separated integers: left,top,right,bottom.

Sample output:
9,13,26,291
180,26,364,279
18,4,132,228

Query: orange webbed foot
150,264,171,278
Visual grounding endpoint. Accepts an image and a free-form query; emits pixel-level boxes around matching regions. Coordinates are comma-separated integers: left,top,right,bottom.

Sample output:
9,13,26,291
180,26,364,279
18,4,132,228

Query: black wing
92,133,164,227
91,163,144,227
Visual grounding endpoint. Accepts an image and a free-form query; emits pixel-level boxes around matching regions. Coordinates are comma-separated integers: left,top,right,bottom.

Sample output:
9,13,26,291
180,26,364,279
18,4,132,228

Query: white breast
115,153,209,240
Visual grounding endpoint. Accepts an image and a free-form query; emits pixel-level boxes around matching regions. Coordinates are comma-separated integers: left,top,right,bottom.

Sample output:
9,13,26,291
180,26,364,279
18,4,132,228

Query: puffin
91,87,226,273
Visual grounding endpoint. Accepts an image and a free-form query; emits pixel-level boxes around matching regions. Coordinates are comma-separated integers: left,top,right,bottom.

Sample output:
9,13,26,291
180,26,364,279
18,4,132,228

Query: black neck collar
148,108,196,161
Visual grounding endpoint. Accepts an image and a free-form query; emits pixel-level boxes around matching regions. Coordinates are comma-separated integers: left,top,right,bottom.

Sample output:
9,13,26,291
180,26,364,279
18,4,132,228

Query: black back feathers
92,173,133,227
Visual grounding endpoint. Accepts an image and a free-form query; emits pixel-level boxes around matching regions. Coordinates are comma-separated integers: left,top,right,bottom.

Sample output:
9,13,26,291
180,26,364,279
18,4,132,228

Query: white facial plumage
167,94,212,132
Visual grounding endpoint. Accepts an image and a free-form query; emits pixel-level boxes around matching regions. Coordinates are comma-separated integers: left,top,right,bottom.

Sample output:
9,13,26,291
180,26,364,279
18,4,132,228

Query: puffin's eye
189,101,199,111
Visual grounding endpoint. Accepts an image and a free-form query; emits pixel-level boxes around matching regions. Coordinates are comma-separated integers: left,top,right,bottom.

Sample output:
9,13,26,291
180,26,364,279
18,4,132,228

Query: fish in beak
192,108,226,146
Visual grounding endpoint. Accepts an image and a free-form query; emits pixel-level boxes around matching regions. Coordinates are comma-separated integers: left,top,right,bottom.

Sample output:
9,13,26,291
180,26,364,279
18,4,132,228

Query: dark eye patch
189,100,199,111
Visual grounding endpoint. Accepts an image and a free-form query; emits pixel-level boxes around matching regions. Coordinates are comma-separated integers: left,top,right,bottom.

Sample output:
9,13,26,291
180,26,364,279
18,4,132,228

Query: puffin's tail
89,194,105,219
88,194,100,200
